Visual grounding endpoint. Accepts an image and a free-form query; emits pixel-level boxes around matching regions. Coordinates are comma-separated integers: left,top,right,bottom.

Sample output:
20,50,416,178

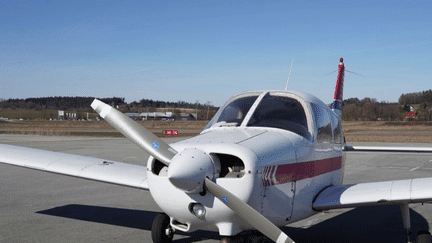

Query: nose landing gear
152,213,175,243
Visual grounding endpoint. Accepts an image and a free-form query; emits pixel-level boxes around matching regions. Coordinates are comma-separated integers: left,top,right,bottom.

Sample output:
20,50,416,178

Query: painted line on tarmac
410,160,432,171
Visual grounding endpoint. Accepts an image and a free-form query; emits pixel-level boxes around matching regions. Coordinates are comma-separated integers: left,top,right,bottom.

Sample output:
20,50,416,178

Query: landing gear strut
400,204,431,243
152,213,174,243
400,204,412,243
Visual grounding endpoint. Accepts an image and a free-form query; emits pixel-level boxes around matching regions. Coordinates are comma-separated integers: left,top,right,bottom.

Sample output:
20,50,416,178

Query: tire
151,213,174,243
416,230,431,243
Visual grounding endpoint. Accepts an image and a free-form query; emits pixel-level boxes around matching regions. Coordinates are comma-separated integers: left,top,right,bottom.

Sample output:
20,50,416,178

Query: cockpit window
247,94,310,138
216,96,258,124
203,95,258,130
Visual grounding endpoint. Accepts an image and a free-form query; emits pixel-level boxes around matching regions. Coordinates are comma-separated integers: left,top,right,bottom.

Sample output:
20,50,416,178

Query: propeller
91,99,176,166
204,178,294,243
91,99,294,243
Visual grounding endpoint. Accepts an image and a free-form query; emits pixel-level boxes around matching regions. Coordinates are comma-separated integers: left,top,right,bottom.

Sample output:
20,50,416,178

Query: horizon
2,91,426,108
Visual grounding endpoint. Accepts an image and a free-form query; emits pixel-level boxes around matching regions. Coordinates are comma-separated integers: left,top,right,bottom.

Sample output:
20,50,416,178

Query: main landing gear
152,213,175,243
400,204,431,243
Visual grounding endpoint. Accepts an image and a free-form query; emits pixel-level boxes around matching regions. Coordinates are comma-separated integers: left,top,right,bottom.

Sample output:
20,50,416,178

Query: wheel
151,213,174,243
416,230,431,243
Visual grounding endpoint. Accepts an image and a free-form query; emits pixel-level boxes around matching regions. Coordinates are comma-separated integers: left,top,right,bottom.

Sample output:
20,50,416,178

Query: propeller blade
204,178,295,243
91,99,176,166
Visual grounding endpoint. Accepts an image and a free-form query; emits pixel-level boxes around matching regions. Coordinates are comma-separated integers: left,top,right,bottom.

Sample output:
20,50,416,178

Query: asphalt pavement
0,134,432,243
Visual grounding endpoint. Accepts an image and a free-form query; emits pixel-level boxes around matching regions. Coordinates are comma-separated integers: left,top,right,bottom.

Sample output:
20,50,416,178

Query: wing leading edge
0,144,149,190
344,146,432,153
313,178,432,211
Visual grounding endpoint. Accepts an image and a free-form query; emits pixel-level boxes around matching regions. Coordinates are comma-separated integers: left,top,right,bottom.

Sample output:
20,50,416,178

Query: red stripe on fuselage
269,165,276,186
262,157,342,187
262,166,269,187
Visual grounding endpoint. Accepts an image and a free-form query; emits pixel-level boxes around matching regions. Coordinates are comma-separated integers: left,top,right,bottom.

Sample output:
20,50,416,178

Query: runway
1,134,432,242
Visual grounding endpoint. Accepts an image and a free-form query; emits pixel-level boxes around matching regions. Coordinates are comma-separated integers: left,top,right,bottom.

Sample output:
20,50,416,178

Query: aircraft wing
344,145,432,153
0,144,149,190
313,178,432,210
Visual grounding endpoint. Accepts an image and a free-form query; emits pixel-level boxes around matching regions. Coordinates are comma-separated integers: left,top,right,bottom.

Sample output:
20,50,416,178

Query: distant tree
343,97,360,106
417,102,432,121
342,96,405,121
399,91,425,105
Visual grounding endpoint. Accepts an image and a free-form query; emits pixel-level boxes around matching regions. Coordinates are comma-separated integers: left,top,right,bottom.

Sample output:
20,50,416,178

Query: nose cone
168,148,218,193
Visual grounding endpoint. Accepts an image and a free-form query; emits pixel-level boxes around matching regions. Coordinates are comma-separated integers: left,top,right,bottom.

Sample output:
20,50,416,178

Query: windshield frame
203,91,262,130
243,91,315,140
265,91,314,138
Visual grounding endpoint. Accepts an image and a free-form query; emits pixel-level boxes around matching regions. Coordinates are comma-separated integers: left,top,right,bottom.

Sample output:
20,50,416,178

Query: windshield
247,94,310,138
217,96,258,124
204,95,258,130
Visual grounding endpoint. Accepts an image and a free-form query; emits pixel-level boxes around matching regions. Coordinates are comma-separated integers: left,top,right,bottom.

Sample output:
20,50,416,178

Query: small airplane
1,58,432,243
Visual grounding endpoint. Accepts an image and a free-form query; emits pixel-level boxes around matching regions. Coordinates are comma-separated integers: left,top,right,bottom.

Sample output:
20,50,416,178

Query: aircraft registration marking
262,156,342,186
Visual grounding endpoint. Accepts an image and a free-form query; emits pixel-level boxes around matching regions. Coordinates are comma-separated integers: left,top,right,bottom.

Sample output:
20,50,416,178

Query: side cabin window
247,95,310,139
331,112,342,144
311,103,332,143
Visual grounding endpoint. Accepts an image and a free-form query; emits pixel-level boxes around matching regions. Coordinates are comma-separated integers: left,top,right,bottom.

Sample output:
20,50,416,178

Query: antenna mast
285,59,294,90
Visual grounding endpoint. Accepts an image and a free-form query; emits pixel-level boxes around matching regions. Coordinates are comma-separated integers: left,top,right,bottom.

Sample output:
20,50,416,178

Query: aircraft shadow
37,204,429,243
37,204,158,230
282,205,430,243
36,204,220,242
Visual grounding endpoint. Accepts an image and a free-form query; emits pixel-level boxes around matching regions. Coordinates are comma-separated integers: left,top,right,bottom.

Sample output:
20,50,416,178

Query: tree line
0,97,218,112
342,98,405,121
398,90,432,105
342,89,432,121
128,99,215,111
0,97,125,111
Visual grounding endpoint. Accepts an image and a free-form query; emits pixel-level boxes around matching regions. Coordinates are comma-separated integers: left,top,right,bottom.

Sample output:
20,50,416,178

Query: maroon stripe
273,157,342,185
269,165,276,186
262,166,268,187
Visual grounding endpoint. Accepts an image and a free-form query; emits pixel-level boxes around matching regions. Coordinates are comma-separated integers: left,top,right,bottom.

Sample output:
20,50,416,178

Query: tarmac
1,134,432,243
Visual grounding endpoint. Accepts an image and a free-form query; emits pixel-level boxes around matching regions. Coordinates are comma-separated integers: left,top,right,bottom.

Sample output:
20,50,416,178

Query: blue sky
1,0,431,106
